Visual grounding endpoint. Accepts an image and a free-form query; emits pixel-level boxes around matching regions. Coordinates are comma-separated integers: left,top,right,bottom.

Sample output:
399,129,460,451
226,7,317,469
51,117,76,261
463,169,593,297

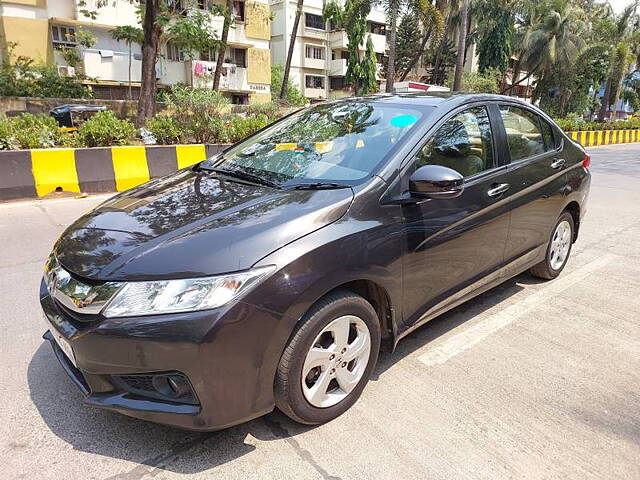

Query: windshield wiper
286,182,350,190
205,167,281,189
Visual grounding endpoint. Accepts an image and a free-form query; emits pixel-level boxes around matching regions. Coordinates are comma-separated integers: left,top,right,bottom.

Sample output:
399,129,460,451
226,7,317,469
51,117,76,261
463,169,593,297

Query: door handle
550,158,566,169
487,183,510,198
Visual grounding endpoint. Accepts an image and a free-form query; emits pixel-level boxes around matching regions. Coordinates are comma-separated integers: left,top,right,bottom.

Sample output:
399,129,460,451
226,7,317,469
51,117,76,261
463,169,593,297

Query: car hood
53,170,353,281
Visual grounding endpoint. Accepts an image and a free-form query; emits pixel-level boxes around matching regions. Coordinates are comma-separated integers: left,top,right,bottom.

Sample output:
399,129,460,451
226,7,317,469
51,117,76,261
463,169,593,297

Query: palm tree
452,0,469,91
505,2,586,97
110,26,144,100
384,0,401,92
397,1,444,81
597,2,638,120
281,0,304,99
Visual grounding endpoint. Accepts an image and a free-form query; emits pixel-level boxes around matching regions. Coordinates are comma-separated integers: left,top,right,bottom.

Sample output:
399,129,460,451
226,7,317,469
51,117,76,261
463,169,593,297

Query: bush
10,114,60,149
0,115,19,150
445,69,501,94
553,116,640,131
225,114,269,143
0,48,92,99
162,86,231,143
271,64,307,107
145,115,186,145
77,111,137,147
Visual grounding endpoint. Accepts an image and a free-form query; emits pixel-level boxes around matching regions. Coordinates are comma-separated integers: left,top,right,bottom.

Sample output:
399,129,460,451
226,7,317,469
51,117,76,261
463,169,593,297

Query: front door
400,105,512,330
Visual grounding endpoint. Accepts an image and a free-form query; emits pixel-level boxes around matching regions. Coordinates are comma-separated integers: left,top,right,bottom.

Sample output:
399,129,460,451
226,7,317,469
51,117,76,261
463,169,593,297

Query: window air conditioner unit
57,65,76,77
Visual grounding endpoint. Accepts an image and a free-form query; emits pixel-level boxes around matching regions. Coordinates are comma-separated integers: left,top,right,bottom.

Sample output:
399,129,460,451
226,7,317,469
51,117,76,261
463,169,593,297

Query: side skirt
393,244,546,347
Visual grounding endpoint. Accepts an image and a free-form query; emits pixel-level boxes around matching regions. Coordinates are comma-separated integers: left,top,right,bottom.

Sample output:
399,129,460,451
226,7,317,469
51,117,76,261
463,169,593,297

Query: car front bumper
39,278,289,430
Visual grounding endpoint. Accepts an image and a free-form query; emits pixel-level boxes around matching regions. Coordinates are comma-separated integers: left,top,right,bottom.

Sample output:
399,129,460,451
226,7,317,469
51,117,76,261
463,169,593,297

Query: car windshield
202,101,431,186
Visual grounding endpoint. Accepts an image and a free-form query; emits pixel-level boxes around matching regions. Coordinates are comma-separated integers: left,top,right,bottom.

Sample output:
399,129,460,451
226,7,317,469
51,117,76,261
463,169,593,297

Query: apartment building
0,0,272,103
269,0,388,100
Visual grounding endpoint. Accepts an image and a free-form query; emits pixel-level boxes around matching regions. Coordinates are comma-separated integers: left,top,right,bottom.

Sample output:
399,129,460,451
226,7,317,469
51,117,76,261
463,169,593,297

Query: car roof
333,92,533,109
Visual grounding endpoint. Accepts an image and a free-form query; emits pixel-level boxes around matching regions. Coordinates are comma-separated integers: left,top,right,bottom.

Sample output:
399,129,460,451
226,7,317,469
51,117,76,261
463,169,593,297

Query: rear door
498,104,568,264
399,104,513,330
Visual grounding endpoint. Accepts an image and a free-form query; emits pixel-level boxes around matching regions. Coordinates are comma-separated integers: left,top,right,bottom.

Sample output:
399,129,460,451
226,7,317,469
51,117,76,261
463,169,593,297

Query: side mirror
409,165,464,199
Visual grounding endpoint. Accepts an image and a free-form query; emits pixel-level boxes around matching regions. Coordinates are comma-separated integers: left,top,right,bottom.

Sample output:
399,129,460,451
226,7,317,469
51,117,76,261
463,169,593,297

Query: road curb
568,129,640,147
0,144,230,201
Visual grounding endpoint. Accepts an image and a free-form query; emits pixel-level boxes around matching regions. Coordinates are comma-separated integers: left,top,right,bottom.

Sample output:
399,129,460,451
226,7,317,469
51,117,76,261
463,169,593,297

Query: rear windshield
207,101,432,185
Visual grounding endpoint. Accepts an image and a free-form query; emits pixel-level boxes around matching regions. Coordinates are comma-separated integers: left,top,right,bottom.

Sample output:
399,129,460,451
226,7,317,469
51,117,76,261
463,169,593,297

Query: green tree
323,0,379,95
280,0,304,99
271,64,307,106
110,25,144,99
452,0,469,91
474,0,514,75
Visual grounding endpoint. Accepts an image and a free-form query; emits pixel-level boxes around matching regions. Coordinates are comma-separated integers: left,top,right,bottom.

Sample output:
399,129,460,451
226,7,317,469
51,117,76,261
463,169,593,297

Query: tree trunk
432,6,454,85
452,0,469,92
137,0,161,127
611,79,623,121
399,26,433,81
508,59,521,96
281,0,304,99
213,0,233,91
597,78,612,121
127,42,132,100
385,0,399,93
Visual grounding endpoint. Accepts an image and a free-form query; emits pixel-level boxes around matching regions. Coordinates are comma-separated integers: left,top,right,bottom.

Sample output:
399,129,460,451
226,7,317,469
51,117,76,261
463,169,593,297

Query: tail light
582,154,591,168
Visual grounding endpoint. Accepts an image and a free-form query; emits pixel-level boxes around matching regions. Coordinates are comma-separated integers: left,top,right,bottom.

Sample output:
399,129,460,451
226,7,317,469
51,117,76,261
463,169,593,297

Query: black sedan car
40,93,590,430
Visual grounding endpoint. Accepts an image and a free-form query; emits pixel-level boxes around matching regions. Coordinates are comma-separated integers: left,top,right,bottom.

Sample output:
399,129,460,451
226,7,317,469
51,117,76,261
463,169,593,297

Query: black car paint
41,93,590,430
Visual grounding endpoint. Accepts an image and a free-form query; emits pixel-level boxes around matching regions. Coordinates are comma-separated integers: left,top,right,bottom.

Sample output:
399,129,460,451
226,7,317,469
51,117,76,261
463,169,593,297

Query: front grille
111,373,199,405
118,375,155,393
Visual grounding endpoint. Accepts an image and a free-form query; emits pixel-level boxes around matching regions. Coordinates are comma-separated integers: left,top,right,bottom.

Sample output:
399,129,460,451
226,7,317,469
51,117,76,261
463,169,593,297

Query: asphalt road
1,143,639,479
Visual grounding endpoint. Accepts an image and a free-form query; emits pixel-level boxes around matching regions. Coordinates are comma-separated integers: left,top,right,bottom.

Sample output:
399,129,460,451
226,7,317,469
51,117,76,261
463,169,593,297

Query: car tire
274,290,381,425
530,211,575,280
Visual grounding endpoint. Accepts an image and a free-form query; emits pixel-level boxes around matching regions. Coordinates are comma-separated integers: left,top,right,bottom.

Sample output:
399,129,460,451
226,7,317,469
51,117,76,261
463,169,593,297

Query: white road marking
418,253,616,367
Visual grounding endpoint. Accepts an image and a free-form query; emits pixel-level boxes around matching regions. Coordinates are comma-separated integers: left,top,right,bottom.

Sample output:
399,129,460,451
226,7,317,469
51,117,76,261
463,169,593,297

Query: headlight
102,266,275,318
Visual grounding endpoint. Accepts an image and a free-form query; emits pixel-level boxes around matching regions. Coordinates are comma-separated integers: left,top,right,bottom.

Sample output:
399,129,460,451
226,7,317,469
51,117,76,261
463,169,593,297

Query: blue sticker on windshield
390,114,418,128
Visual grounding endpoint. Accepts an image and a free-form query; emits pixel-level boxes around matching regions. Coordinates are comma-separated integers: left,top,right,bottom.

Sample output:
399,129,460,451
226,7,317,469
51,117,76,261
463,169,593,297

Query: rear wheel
275,291,380,425
530,212,575,280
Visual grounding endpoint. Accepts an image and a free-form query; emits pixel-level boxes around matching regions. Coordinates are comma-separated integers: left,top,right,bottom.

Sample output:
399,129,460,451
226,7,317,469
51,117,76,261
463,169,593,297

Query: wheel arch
563,200,581,242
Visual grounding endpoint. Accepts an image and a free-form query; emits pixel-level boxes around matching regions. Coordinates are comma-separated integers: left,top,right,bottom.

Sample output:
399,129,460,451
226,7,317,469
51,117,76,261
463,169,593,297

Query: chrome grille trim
44,255,122,315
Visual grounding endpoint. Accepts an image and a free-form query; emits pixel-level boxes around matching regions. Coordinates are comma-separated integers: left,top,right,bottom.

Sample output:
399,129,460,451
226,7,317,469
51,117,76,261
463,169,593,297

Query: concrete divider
568,129,640,147
0,144,229,201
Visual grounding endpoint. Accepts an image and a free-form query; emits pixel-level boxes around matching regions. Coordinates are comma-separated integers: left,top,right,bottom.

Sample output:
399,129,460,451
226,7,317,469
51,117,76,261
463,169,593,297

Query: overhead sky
606,0,634,14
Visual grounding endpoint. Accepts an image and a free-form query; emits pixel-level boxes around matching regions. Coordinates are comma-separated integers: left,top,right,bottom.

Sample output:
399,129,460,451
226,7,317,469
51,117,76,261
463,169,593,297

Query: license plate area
52,330,77,368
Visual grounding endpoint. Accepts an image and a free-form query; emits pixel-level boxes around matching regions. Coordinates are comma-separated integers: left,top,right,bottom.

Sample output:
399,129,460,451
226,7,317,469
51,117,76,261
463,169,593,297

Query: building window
200,47,217,62
225,47,246,67
330,76,347,90
305,13,325,30
166,42,184,62
231,94,248,104
233,1,245,22
368,21,386,36
51,25,76,50
305,45,324,60
305,75,324,89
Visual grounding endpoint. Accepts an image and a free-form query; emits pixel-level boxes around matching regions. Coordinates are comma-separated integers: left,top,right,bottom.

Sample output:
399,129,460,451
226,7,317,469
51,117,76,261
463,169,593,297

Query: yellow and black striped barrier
567,129,640,147
0,144,229,201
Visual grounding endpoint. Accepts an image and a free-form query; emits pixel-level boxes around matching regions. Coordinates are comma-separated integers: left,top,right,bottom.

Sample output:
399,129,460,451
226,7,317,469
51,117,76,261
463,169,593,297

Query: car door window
540,118,557,151
415,106,494,178
499,105,545,161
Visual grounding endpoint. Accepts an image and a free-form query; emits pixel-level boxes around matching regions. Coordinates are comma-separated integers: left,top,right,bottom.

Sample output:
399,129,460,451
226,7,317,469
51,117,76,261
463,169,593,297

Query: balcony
76,50,142,84
328,58,347,76
329,30,387,54
303,56,326,70
191,61,249,91
304,87,326,99
302,25,328,40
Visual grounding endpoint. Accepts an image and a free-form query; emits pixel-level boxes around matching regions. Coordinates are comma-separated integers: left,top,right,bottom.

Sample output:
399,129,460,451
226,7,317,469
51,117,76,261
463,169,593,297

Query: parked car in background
40,93,590,430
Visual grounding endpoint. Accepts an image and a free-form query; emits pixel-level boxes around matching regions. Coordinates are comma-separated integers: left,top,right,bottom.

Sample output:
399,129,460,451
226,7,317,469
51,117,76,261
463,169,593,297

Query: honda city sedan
40,93,590,430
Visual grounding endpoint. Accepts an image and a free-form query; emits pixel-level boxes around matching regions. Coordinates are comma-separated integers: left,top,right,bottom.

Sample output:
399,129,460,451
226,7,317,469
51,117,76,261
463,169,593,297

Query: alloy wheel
549,220,572,270
301,315,371,408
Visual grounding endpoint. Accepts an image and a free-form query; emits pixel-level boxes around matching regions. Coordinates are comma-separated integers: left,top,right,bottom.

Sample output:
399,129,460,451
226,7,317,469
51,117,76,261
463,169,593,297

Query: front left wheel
274,291,381,425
